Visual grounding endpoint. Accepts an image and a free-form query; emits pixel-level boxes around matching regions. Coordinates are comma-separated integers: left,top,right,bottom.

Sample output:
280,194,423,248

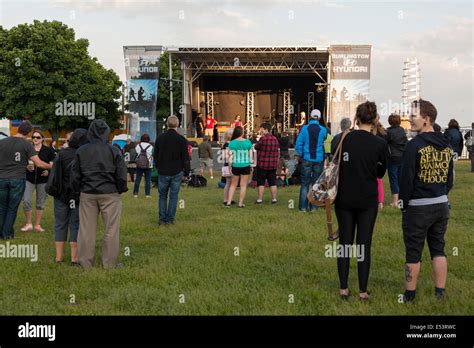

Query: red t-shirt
234,120,242,128
206,118,216,129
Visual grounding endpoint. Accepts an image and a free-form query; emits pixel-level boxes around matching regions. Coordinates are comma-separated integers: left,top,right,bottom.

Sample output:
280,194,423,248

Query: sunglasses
32,136,42,139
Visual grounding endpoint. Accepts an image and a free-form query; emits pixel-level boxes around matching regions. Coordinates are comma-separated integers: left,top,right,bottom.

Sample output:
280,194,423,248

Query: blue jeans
54,197,80,242
387,162,402,194
0,179,26,239
158,171,183,224
133,168,152,196
299,160,323,211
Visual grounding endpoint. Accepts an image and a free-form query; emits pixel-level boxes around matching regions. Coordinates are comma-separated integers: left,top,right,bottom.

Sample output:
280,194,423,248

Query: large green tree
0,20,121,139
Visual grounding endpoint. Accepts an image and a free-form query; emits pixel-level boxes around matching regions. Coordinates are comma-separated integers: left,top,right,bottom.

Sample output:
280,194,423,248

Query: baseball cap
310,109,321,119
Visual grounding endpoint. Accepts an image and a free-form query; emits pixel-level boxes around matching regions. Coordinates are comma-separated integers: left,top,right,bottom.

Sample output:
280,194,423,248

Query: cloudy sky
1,0,472,127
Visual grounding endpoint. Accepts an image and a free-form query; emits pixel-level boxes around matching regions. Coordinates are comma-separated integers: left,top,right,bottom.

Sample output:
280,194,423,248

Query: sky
0,0,472,127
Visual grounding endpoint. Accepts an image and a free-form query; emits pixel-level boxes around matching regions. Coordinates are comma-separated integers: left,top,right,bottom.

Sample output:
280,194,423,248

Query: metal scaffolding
307,92,314,115
206,92,214,118
246,92,254,135
283,92,291,132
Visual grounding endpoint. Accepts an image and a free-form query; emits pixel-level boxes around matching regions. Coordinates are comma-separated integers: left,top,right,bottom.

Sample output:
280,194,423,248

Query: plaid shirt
255,133,279,170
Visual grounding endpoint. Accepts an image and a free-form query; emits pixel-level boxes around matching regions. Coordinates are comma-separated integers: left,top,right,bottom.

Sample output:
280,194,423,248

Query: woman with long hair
221,128,235,205
335,101,388,301
226,126,253,208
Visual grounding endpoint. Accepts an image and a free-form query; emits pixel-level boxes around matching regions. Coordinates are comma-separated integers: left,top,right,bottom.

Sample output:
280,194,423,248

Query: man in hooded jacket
70,120,128,269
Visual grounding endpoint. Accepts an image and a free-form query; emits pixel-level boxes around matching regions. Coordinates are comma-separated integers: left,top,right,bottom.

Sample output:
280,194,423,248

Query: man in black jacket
400,99,454,302
154,115,190,225
70,120,128,269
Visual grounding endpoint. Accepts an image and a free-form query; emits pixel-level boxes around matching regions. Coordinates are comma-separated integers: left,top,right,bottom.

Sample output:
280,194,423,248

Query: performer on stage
296,111,306,133
205,114,217,141
234,115,243,128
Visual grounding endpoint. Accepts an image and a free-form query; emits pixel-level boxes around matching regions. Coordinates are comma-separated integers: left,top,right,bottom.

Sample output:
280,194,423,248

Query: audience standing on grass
254,122,279,205
20,129,56,233
123,138,137,182
400,99,454,302
386,114,408,207
133,133,154,198
444,119,464,158
295,109,327,212
0,121,51,240
70,119,128,269
51,128,88,265
154,115,190,225
374,121,388,209
334,101,388,301
221,128,234,205
464,124,474,172
198,135,214,179
226,126,253,208
331,117,352,154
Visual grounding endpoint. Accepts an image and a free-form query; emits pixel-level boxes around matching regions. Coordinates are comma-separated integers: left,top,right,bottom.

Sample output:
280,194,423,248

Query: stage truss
173,47,330,135
246,92,255,135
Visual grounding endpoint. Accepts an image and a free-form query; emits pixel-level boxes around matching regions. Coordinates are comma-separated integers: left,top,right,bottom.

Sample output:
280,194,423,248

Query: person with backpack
70,119,128,269
49,128,88,265
133,133,153,198
400,99,455,302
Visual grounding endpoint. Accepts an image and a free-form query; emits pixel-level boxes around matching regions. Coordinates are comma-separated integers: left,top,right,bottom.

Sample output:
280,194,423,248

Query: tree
0,20,121,140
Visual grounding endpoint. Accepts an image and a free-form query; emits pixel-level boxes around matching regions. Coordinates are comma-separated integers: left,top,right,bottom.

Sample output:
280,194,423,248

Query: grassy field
0,161,473,315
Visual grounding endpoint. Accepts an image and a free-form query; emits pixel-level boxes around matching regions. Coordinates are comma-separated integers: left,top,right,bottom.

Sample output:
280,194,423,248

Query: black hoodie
399,131,454,210
70,120,128,194
51,128,88,204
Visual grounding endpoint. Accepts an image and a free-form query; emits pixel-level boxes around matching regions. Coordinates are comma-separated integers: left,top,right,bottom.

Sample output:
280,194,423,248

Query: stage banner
329,45,371,135
123,46,162,142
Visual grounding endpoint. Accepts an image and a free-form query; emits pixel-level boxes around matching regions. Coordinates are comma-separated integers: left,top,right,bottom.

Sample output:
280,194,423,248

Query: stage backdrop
329,45,371,135
124,46,162,141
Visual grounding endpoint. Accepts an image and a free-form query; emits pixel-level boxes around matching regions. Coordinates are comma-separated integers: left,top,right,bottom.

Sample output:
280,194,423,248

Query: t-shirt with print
0,137,37,179
229,139,252,168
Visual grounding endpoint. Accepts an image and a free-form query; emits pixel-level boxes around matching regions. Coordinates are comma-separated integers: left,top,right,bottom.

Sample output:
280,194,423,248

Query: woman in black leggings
335,101,388,301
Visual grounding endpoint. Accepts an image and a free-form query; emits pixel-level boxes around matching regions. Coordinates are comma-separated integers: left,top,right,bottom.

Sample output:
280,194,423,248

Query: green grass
1,161,473,315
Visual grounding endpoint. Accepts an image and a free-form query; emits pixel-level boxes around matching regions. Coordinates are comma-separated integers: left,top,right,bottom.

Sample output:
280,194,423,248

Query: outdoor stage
172,47,331,142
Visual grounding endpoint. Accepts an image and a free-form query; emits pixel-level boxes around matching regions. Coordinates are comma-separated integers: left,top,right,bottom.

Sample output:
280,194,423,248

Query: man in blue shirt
295,109,328,212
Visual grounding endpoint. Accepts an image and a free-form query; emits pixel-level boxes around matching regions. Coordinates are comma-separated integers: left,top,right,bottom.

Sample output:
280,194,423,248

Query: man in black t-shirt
0,121,51,239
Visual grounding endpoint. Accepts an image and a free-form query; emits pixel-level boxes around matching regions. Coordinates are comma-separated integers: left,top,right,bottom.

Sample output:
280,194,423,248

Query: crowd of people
0,98,470,303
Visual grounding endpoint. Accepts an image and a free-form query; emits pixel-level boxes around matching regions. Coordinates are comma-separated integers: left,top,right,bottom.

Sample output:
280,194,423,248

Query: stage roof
172,47,330,76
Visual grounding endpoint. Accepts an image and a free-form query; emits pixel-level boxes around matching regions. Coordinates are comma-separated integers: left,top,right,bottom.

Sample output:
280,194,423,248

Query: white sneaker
134,195,138,198
210,176,214,179
146,195,151,199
